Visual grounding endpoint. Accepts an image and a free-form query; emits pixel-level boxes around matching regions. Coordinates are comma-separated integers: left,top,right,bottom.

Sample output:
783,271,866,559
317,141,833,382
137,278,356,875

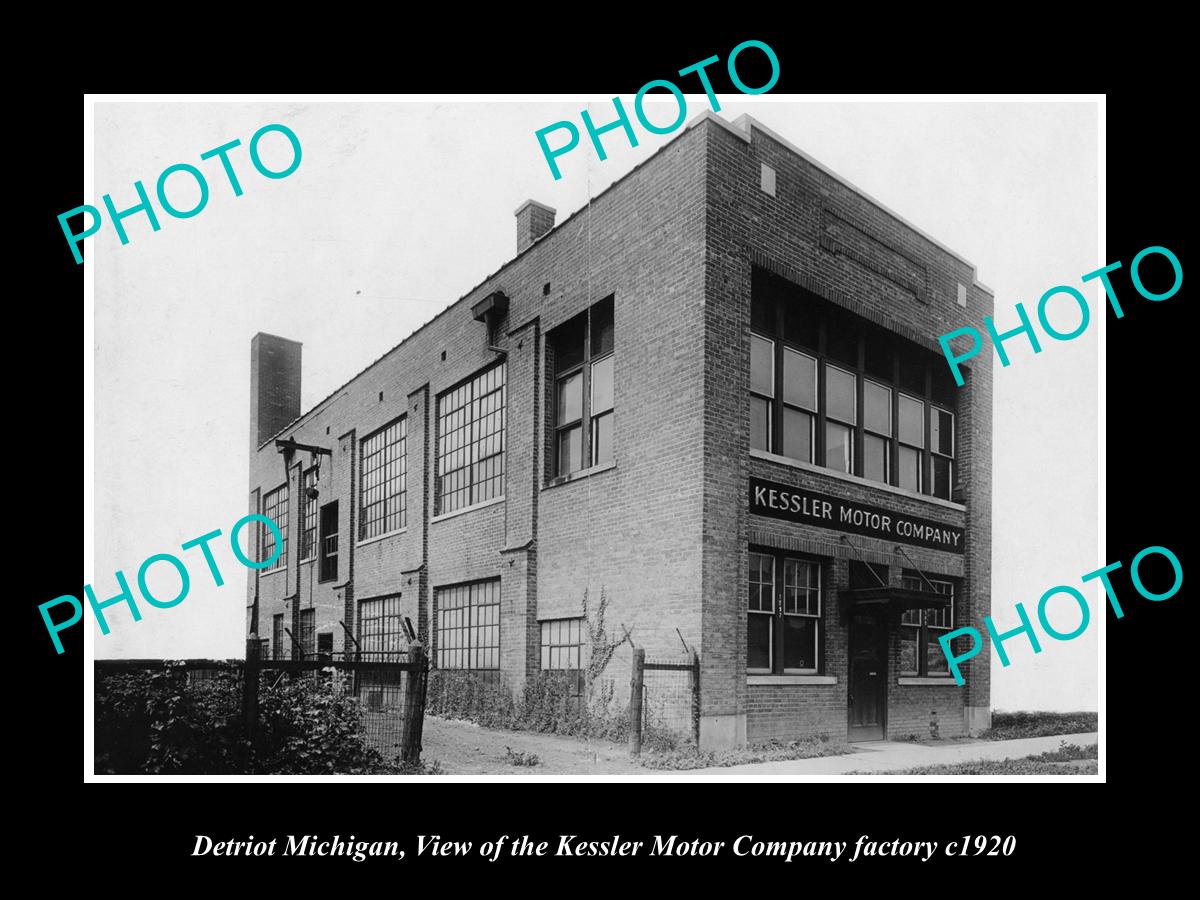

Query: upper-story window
749,270,957,501
436,363,506,515
300,467,317,561
261,484,288,571
548,295,614,478
360,416,407,539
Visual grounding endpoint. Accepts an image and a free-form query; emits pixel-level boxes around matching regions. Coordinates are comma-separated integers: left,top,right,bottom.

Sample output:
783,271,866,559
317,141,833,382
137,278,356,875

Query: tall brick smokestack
250,332,302,452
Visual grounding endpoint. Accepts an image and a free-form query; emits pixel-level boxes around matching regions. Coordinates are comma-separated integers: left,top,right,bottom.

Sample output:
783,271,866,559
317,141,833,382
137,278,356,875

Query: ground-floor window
900,574,955,676
748,549,822,674
359,595,406,657
435,579,500,670
298,608,315,658
541,618,584,670
541,617,585,698
272,613,284,660
316,632,333,660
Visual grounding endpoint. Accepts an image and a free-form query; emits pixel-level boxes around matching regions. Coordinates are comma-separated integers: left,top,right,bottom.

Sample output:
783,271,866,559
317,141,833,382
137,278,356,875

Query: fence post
629,647,645,756
401,642,426,767
691,648,701,748
244,637,261,766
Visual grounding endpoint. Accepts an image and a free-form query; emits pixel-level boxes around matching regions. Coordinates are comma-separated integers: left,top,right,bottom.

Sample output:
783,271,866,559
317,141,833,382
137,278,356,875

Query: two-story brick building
246,111,993,748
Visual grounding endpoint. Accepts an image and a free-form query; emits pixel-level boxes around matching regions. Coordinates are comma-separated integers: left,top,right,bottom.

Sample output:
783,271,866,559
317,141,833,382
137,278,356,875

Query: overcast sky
90,98,1099,712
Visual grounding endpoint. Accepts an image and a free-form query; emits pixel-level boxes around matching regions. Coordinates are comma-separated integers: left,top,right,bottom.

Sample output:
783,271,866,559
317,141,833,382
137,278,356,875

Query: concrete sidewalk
698,732,1099,776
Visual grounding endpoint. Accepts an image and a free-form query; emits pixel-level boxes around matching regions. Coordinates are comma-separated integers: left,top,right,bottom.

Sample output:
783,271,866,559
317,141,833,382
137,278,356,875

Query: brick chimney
515,200,556,254
250,332,302,451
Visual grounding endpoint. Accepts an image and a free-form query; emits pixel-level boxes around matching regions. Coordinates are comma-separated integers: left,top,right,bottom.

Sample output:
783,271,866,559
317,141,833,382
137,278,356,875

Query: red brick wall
700,116,994,745
246,114,994,746
249,123,711,692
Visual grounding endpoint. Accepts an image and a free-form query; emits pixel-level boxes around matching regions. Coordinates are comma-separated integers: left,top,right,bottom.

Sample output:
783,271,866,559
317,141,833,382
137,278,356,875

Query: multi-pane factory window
540,618,584,670
272,613,284,661
436,364,506,515
261,484,288,571
749,268,958,501
541,617,585,699
899,574,955,677
298,608,315,659
360,416,407,540
435,579,500,670
300,467,318,560
359,595,406,657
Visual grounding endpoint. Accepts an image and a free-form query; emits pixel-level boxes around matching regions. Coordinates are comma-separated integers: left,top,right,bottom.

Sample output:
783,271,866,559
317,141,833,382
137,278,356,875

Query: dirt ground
419,716,645,775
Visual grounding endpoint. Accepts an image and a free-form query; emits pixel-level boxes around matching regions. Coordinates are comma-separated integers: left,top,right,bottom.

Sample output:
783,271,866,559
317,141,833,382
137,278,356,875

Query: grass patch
640,736,853,771
981,711,1097,741
1028,741,1097,763
866,757,1097,775
860,741,1098,775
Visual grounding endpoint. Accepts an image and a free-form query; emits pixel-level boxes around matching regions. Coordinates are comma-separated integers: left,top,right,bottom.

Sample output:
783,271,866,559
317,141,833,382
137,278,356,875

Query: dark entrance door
848,614,887,741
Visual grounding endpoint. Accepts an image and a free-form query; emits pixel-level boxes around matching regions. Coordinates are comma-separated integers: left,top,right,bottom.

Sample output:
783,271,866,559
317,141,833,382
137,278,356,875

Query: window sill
357,527,408,548
300,557,316,566
897,676,959,686
431,495,505,524
749,449,966,512
260,567,287,577
542,461,617,490
747,675,837,686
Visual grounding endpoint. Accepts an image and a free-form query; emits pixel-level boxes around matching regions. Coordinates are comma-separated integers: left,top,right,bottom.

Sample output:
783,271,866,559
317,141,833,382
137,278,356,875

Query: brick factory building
246,112,994,748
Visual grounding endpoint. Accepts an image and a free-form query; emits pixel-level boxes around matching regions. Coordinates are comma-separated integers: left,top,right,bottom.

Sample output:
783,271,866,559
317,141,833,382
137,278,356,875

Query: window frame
749,333,775,454
930,405,955,500
260,484,288,572
862,377,892,485
554,366,584,476
359,415,407,541
298,608,316,659
540,617,584,671
749,277,957,499
300,467,318,561
823,362,858,475
434,579,501,671
272,613,284,661
318,501,339,584
899,575,956,677
548,297,615,479
358,595,406,659
435,363,507,515
589,350,614,468
780,346,817,462
747,548,823,676
540,617,586,699
897,391,925,494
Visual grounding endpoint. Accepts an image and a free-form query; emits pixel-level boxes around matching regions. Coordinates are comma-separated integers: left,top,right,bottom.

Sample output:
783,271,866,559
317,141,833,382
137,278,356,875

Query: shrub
252,673,390,775
95,664,246,774
94,665,415,775
504,747,541,767
425,669,631,742
1028,740,1098,763
981,711,1098,741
